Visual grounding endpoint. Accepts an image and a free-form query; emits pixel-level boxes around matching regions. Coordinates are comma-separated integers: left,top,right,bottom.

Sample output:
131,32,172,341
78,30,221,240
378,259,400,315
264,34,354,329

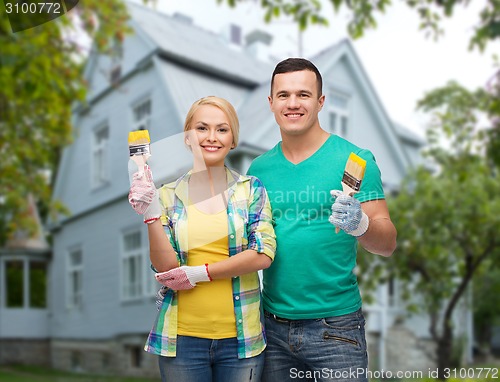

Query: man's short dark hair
270,58,323,98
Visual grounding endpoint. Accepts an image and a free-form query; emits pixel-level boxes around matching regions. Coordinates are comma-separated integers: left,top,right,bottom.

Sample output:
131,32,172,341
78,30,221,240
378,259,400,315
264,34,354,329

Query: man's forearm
358,218,397,257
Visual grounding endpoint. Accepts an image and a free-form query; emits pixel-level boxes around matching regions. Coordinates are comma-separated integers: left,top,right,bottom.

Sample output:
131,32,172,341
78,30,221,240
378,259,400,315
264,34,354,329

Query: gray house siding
50,199,155,340
320,58,407,186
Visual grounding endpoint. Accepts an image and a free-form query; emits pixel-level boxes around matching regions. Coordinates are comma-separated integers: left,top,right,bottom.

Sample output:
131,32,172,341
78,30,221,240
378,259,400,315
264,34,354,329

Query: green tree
0,2,130,245
362,82,500,379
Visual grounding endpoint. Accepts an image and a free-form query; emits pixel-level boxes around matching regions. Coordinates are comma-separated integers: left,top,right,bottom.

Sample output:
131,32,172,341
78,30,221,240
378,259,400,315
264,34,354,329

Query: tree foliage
0,1,130,245
359,81,500,377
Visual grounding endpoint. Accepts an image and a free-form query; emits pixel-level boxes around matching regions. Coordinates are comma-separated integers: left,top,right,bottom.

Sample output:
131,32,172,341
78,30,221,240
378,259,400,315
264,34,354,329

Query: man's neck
281,127,330,165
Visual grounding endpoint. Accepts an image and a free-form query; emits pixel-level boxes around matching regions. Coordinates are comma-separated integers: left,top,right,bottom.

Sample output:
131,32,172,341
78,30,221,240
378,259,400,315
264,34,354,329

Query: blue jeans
262,309,368,382
158,335,264,382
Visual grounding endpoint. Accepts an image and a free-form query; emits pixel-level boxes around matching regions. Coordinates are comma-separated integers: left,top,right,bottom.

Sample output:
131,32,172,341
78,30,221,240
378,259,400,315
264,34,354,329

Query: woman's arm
207,249,272,279
147,219,179,272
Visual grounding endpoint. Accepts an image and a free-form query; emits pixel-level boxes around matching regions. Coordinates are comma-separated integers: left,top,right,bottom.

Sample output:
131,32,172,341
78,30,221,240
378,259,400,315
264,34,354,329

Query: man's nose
287,95,299,108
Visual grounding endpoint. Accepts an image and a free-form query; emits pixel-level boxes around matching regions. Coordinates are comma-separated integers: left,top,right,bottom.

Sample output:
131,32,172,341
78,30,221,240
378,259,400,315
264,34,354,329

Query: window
121,229,157,301
3,259,48,309
128,345,143,368
29,261,47,308
132,98,152,132
67,247,83,309
6,260,24,308
328,92,350,138
92,125,109,187
109,39,123,85
122,231,143,300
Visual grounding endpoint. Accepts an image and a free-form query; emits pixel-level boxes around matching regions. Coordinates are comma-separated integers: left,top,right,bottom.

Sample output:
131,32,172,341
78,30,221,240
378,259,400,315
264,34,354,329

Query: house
0,1,472,378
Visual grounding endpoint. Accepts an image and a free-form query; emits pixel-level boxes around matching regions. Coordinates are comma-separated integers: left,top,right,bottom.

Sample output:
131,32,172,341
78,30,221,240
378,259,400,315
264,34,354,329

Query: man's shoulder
332,135,376,161
248,143,281,171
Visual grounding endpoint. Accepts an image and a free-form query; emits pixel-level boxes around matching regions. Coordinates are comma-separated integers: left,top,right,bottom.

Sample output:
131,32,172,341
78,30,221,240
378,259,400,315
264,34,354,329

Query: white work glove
155,265,212,290
329,190,369,237
128,165,161,224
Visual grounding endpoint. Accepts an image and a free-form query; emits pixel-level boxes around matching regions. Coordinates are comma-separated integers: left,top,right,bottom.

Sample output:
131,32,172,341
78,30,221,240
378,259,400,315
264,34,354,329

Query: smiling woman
127,96,276,382
184,99,237,168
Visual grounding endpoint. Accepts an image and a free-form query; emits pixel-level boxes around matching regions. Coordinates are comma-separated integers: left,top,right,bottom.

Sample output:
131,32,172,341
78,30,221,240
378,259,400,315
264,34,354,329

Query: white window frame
131,97,152,132
67,246,83,310
328,91,351,138
91,124,109,188
120,227,158,302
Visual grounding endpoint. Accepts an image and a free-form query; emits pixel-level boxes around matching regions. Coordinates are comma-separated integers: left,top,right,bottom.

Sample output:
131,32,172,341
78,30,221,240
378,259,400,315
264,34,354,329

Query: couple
128,58,397,382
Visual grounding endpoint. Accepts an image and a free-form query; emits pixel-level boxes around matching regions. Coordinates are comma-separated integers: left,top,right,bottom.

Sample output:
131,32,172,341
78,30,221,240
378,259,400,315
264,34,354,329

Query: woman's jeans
158,335,264,382
262,308,368,382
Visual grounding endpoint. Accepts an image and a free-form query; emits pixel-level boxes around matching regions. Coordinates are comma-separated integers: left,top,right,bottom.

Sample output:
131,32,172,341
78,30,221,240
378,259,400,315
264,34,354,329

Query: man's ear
268,95,273,109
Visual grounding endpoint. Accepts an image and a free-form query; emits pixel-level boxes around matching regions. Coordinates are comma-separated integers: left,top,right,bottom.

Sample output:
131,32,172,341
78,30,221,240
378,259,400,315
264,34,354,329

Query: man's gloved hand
155,265,212,290
329,190,369,237
128,165,161,224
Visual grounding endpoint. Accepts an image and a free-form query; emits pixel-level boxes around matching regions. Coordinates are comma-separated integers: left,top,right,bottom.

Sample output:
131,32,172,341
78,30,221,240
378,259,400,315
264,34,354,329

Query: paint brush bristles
128,130,151,176
128,130,151,156
336,152,367,233
342,153,366,193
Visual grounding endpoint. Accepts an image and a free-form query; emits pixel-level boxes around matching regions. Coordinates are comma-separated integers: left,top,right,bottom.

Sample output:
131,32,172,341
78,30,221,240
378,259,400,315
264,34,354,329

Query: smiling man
247,58,397,381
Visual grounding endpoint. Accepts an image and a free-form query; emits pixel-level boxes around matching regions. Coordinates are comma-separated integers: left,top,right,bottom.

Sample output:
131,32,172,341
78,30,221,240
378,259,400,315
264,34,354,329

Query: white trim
66,245,83,311
91,123,110,189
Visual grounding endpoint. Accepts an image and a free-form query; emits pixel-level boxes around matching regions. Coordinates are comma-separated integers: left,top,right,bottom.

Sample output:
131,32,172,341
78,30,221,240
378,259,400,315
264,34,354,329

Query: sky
135,0,496,138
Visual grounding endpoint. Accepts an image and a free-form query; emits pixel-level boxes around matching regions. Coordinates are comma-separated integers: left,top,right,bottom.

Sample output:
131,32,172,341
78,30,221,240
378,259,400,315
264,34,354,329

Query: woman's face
186,104,234,167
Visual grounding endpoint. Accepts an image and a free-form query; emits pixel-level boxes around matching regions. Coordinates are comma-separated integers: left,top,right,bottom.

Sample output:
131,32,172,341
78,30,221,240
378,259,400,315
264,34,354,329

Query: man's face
268,70,325,137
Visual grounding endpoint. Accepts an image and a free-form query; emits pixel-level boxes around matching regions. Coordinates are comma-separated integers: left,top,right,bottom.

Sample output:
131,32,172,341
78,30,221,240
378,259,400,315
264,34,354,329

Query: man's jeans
158,335,264,382
262,309,368,382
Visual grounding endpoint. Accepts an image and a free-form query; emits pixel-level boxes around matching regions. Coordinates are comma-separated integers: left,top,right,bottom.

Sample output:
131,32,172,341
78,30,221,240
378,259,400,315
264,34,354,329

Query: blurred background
0,0,499,379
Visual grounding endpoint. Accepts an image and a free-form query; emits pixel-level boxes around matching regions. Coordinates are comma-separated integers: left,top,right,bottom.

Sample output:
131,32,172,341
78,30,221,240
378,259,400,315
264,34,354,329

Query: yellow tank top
177,204,236,338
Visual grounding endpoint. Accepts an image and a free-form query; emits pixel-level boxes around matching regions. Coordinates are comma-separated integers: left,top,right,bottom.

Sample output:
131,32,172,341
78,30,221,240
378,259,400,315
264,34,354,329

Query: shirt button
238,319,242,323
235,296,240,300
230,235,235,239
229,212,233,216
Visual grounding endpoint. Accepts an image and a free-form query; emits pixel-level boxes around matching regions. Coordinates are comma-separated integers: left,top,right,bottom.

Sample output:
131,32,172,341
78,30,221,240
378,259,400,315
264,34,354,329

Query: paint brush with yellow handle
128,130,151,178
335,153,367,233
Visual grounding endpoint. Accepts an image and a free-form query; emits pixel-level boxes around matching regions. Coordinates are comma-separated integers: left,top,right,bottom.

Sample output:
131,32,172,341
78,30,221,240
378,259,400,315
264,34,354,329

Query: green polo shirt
248,134,385,319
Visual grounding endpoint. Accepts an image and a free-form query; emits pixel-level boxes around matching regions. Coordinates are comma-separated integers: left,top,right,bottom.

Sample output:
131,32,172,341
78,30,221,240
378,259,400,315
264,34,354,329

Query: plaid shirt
144,167,276,359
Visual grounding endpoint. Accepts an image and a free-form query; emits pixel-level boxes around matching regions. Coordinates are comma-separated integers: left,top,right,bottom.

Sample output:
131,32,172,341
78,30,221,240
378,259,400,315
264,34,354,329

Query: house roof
127,1,273,86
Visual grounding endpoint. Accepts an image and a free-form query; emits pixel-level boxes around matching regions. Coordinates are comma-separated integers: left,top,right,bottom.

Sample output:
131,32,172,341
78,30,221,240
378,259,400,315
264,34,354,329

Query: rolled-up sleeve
247,177,276,261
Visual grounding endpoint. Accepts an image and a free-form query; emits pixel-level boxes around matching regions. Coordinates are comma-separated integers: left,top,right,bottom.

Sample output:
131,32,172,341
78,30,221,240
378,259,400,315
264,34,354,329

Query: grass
0,365,156,382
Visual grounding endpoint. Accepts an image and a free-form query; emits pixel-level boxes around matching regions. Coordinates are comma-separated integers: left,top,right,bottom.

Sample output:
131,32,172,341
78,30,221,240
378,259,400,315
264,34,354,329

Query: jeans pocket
322,332,359,346
321,314,364,348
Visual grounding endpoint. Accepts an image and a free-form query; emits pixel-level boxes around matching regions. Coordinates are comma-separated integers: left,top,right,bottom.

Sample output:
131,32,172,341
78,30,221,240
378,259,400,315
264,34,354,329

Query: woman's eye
218,128,229,133
196,126,207,131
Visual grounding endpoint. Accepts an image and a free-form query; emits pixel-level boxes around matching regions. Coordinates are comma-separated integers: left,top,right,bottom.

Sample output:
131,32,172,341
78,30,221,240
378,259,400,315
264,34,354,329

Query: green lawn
0,365,156,382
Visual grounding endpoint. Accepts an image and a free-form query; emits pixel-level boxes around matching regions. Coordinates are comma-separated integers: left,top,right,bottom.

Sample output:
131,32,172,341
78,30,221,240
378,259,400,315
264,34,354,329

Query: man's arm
357,199,397,257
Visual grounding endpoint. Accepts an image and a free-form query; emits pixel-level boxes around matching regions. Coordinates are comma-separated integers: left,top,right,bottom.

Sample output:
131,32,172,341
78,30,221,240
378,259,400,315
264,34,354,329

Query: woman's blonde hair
183,96,239,148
